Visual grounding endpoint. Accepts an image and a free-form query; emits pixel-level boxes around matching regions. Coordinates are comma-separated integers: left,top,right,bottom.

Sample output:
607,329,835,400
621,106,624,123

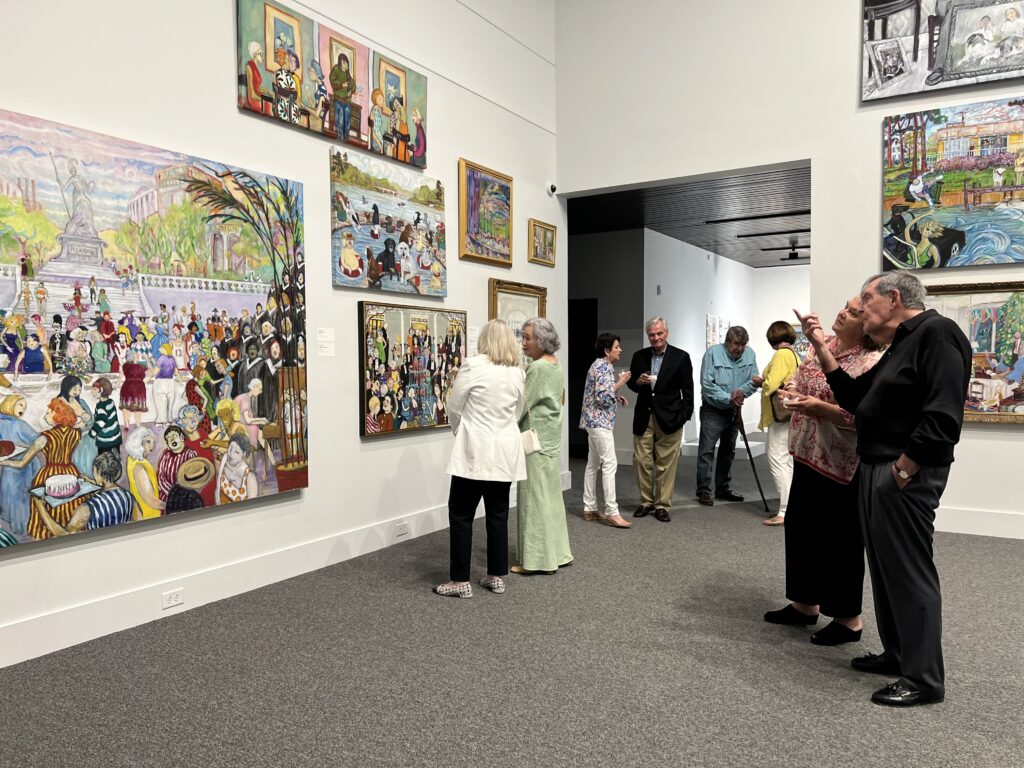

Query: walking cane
736,406,770,514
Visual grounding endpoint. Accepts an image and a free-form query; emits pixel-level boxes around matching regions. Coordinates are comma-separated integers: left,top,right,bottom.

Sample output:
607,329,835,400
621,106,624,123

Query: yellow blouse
128,457,162,518
759,346,802,430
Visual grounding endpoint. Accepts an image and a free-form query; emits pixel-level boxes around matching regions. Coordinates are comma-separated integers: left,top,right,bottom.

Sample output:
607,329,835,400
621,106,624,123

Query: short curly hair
523,317,560,354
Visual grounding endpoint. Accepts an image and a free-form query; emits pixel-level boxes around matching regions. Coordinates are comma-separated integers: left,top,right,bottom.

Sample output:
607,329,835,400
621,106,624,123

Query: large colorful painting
330,149,446,296
369,53,429,168
237,0,372,151
359,301,465,437
882,96,1024,270
0,107,307,551
863,1,1024,101
459,159,512,268
925,281,1024,422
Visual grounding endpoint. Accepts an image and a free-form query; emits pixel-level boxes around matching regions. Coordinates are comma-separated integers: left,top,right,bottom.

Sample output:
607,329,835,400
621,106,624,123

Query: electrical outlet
161,587,184,610
395,520,409,538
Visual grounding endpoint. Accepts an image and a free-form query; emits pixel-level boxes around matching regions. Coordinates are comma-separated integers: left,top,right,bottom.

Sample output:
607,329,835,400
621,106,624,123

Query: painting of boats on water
883,96,1024,270
458,158,512,268
0,107,308,552
330,149,445,296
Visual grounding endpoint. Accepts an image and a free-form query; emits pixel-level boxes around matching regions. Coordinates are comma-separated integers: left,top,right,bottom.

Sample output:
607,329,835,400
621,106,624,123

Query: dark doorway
567,297,598,459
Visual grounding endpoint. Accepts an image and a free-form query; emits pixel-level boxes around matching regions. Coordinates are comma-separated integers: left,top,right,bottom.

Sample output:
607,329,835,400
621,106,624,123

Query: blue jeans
334,100,351,138
696,403,738,494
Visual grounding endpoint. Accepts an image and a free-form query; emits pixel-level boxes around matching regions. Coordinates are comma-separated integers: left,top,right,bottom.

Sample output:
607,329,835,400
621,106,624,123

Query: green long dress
517,359,572,571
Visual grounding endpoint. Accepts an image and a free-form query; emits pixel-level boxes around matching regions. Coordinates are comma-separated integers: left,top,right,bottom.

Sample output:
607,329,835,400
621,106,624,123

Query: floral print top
788,335,883,484
580,358,618,430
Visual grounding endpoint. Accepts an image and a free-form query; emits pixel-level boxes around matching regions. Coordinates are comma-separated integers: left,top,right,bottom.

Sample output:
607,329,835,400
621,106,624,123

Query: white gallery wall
0,0,563,667
556,0,1024,539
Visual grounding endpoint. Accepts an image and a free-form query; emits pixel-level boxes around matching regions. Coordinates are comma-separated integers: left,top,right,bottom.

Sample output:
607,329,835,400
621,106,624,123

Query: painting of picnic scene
0,107,307,551
883,97,1024,270
330,149,446,296
926,282,1024,422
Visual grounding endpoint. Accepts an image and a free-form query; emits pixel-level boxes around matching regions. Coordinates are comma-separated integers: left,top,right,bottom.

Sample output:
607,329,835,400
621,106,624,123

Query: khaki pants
633,415,682,510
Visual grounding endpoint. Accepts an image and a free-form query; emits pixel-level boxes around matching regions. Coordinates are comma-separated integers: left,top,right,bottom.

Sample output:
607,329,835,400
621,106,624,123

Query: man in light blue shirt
696,326,761,506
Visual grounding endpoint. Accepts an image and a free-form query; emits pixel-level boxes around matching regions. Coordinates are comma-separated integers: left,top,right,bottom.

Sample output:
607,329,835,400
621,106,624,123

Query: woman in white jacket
434,319,527,599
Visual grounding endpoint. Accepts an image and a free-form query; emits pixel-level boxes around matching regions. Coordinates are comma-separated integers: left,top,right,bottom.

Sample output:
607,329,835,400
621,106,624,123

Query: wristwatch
893,464,913,481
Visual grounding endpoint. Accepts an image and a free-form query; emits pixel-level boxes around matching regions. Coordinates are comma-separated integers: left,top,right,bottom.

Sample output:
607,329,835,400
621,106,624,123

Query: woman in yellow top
125,426,164,518
758,322,801,526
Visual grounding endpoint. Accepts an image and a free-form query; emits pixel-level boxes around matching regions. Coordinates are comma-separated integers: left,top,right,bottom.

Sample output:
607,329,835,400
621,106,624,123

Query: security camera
547,184,557,195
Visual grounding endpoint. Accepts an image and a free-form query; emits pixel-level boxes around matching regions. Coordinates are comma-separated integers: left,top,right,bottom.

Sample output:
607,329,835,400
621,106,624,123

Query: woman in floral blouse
762,295,883,646
579,334,632,528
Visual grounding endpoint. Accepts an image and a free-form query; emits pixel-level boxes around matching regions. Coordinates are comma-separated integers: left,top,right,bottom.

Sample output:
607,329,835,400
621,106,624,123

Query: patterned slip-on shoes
433,582,473,599
479,576,506,594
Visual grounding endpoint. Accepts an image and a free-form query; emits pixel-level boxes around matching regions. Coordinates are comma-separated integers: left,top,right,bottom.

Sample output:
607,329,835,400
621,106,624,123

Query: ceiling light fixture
704,209,810,225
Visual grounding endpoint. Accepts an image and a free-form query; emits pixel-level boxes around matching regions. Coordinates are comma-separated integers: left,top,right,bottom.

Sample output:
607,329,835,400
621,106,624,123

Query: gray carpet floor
2,455,1023,767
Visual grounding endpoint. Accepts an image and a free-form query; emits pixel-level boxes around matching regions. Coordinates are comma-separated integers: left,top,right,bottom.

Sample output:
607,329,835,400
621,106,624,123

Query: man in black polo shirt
797,271,970,707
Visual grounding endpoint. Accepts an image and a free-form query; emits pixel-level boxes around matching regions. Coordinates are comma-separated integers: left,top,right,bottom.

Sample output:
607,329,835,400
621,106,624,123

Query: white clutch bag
521,428,541,455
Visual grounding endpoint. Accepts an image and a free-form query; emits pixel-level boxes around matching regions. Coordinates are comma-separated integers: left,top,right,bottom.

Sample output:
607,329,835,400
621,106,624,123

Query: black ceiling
567,166,811,269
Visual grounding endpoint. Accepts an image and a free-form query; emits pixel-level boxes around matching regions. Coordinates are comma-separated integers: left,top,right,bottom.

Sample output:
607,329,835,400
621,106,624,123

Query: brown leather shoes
653,508,671,522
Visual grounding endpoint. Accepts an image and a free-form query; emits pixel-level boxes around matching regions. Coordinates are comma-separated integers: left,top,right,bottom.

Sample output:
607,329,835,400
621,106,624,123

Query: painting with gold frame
925,281,1024,423
527,218,556,267
370,52,428,168
488,278,546,350
359,301,466,437
459,159,513,268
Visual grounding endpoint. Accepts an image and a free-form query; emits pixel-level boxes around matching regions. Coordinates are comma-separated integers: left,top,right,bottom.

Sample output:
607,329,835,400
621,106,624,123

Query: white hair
125,426,155,460
645,316,668,333
248,41,262,59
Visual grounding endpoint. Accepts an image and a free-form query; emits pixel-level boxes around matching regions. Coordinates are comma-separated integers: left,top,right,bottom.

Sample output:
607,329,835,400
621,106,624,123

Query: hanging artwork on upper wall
236,0,428,168
863,0,1024,101
0,107,307,552
330,148,446,296
370,53,429,168
459,159,513,268
359,301,466,436
882,96,1024,270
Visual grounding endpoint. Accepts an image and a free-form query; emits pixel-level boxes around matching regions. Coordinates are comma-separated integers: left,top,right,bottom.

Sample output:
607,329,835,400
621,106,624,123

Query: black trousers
784,461,864,619
448,475,511,582
860,461,948,698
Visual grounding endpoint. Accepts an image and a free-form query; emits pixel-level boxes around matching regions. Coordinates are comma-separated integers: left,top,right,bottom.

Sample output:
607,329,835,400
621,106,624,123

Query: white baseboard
0,470,575,669
936,506,1024,539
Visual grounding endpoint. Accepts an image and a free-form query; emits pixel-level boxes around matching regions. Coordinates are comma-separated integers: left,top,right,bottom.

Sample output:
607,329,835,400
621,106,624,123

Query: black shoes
653,508,671,522
810,621,862,646
697,490,713,506
715,489,744,502
763,604,819,626
851,652,900,676
633,505,652,518
871,680,944,707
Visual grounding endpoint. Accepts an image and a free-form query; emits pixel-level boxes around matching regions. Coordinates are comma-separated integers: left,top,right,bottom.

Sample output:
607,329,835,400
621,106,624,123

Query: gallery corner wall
555,0,1024,539
0,0,562,667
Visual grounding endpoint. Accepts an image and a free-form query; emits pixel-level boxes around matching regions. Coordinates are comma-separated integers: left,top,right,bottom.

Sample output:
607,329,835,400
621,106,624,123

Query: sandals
510,565,555,576
583,511,605,522
433,582,473,599
478,576,506,594
602,514,632,529
763,515,785,526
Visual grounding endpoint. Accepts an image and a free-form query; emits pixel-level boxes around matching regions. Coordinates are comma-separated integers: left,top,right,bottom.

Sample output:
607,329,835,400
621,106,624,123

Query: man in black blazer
626,316,694,522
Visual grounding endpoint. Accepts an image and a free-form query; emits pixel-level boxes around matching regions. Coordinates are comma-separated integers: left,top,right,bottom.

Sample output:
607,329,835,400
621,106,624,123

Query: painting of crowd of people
360,302,466,437
0,107,307,549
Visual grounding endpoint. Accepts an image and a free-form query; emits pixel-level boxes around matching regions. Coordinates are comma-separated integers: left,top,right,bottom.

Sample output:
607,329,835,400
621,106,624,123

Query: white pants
583,427,618,515
766,420,793,516
153,378,175,425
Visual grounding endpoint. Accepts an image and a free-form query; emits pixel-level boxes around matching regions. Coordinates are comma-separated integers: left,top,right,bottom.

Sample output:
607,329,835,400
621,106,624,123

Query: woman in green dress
512,318,573,574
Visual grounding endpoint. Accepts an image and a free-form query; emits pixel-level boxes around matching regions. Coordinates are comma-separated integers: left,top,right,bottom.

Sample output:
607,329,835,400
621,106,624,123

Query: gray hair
725,325,749,345
863,271,926,310
125,426,154,461
645,316,668,333
248,41,262,59
523,317,560,354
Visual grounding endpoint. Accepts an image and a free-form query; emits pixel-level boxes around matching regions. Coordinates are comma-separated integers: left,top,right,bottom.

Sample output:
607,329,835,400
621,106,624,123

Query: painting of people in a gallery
881,96,1024,270
359,302,466,437
925,283,1024,422
369,53,429,168
0,107,307,551
331,149,446,296
863,1,1024,101
237,0,371,151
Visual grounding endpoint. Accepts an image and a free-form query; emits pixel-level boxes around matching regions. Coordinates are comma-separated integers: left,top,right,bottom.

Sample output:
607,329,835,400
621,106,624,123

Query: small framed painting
488,278,546,349
864,38,911,92
459,158,513,267
527,218,556,267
